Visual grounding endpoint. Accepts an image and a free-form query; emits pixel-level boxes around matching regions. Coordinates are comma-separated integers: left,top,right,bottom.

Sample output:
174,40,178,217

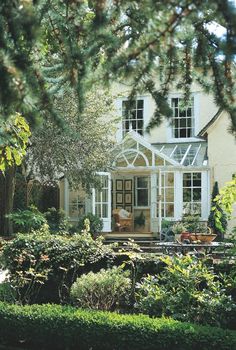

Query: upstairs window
122,99,144,136
171,97,194,138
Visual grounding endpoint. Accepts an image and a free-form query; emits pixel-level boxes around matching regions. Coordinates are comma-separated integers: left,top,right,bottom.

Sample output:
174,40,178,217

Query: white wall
207,111,236,231
112,80,218,144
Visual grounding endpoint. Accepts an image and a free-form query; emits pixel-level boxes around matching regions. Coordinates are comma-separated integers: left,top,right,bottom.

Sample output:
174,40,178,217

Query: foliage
7,205,47,234
0,231,114,304
212,178,236,233
77,213,103,236
0,302,236,350
1,1,236,136
135,255,236,329
208,182,228,237
161,219,173,229
0,115,31,172
26,90,116,189
44,207,68,232
0,282,16,304
172,222,187,235
182,213,207,233
70,267,131,311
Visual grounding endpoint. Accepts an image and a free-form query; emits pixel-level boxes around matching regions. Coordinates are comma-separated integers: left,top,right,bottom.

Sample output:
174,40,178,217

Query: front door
92,172,111,232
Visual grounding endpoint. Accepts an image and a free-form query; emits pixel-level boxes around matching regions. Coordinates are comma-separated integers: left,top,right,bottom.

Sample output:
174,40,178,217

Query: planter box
190,234,217,243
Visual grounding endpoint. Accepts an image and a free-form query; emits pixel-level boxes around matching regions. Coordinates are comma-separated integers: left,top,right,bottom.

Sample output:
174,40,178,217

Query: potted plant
172,222,187,243
181,214,217,243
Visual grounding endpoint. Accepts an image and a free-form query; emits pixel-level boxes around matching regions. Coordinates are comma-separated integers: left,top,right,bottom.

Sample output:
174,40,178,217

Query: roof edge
198,108,223,137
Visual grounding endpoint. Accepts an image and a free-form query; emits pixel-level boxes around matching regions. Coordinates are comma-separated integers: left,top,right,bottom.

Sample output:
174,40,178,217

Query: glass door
92,172,111,232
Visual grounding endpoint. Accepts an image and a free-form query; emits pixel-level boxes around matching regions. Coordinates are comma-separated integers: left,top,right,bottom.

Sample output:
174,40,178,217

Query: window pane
183,173,191,187
102,204,108,217
183,188,191,202
166,173,174,186
137,189,148,206
137,177,148,188
166,188,174,202
102,188,108,202
166,203,174,217
193,173,201,187
95,204,101,217
192,203,201,214
193,188,201,201
137,100,143,108
138,120,143,129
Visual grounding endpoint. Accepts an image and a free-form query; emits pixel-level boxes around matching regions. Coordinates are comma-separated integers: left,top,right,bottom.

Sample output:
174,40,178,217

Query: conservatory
63,131,210,235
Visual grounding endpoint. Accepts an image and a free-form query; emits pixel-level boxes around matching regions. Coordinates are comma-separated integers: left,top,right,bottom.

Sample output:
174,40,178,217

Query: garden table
153,241,233,256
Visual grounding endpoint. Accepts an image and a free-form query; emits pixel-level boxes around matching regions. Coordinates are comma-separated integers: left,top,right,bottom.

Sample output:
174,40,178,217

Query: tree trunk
0,165,16,236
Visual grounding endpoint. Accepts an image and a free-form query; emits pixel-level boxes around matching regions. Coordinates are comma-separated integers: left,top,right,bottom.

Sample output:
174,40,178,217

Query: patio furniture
113,209,133,232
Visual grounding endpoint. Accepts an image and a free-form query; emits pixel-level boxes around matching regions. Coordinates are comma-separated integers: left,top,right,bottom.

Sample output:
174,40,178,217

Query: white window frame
182,172,202,215
167,93,199,142
135,176,150,208
122,99,144,137
116,96,148,141
92,172,111,232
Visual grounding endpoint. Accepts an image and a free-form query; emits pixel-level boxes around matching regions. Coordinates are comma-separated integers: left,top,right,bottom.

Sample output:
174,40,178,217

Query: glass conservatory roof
154,142,207,166
112,131,207,168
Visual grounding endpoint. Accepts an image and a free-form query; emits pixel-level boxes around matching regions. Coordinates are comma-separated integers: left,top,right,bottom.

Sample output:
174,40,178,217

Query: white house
60,81,236,236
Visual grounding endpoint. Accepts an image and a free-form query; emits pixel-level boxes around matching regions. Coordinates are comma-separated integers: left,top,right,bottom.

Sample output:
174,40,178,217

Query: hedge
0,303,235,350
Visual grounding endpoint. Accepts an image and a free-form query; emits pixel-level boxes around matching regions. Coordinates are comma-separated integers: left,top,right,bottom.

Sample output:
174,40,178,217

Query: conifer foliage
208,181,227,239
0,1,236,134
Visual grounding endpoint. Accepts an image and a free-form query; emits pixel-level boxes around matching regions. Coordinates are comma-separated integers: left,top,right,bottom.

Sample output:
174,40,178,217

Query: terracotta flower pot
190,234,217,243
180,232,192,242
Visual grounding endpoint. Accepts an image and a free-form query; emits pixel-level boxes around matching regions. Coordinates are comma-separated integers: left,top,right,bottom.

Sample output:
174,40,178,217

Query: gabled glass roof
154,142,207,166
112,131,207,169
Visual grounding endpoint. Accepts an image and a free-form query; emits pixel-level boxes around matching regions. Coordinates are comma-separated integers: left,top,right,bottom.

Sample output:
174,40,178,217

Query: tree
208,181,227,239
1,1,236,134
0,115,31,235
26,89,116,190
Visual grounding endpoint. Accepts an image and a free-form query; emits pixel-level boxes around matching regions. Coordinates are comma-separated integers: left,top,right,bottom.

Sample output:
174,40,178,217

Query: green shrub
0,282,16,303
77,213,103,236
1,232,114,303
70,267,131,310
0,302,235,350
7,205,47,233
135,255,236,329
44,207,68,232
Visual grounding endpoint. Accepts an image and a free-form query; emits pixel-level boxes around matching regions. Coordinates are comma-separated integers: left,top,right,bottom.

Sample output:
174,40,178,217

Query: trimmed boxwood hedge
0,302,235,350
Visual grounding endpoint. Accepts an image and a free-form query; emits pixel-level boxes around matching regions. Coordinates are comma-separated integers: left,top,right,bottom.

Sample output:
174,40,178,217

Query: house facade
60,81,236,236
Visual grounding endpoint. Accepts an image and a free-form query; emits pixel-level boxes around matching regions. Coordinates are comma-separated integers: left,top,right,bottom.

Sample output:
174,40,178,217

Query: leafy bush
44,207,68,232
0,302,235,350
182,213,207,233
7,205,47,233
0,282,16,303
70,267,131,311
1,231,114,303
77,213,103,236
135,255,236,329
